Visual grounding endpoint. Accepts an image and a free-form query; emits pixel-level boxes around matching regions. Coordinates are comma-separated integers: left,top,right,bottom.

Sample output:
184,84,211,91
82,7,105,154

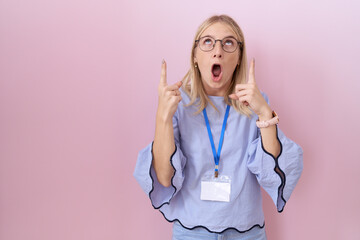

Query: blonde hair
181,14,253,118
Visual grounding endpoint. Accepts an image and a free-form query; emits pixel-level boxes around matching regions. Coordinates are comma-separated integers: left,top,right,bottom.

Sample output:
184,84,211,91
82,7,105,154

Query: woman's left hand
229,58,272,118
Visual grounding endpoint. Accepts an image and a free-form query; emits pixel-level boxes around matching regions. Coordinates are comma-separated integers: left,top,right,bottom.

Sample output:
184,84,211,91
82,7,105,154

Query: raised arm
153,60,182,187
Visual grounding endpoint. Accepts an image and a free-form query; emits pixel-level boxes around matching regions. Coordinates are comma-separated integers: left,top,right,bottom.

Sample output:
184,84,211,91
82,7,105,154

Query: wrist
256,110,279,128
156,110,173,124
258,107,273,121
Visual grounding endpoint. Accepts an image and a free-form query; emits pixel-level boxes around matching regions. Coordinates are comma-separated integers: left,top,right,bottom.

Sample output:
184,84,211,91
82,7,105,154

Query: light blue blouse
134,88,303,233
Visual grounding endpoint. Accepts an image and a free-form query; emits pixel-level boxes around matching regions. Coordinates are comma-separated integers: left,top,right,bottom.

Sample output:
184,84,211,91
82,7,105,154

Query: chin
211,77,230,87
210,82,225,89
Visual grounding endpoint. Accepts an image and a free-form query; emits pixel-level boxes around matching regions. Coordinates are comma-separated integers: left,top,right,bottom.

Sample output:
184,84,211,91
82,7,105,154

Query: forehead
200,22,237,38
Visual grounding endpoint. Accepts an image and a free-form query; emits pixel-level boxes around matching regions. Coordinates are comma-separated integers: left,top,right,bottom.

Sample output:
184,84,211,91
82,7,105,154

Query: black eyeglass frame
194,36,243,53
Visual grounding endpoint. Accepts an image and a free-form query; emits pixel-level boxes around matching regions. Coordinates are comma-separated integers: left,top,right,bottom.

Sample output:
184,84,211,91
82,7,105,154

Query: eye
224,39,235,46
202,38,213,45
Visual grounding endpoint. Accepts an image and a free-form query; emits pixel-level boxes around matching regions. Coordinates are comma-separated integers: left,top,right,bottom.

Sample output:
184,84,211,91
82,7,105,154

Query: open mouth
211,64,223,82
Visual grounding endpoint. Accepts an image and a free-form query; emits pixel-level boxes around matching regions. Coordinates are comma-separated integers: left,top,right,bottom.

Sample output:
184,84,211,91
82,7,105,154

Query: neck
206,89,225,97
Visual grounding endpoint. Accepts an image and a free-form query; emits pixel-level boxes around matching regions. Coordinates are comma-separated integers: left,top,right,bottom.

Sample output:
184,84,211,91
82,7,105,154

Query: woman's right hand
157,60,182,122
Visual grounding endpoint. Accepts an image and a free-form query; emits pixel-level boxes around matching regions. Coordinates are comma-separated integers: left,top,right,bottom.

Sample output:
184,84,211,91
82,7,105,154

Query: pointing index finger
248,58,256,83
160,59,167,86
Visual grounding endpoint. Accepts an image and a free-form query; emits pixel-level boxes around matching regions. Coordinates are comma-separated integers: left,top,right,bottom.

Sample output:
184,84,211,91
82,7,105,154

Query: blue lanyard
203,105,230,178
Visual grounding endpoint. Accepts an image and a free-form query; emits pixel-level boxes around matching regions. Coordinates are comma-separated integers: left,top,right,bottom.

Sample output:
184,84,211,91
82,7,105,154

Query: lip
211,63,223,82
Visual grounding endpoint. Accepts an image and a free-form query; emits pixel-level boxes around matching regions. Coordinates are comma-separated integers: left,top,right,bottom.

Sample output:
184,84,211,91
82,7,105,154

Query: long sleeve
246,93,303,212
133,110,187,209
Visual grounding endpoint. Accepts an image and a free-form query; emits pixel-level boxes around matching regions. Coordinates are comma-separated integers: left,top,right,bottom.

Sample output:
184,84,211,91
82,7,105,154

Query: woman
134,15,303,239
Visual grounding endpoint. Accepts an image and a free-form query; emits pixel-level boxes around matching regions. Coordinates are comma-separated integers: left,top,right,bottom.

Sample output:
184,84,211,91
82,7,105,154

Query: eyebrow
201,34,237,39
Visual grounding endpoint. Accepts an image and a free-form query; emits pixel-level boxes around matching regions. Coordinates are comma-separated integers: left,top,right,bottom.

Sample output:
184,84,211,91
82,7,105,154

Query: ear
193,56,198,64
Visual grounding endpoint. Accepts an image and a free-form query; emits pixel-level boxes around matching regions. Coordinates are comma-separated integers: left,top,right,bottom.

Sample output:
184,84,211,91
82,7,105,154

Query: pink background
1,0,359,239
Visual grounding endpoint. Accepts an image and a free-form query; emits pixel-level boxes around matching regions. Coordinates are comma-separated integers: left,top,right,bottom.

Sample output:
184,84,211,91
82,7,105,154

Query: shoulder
175,87,201,119
179,86,194,107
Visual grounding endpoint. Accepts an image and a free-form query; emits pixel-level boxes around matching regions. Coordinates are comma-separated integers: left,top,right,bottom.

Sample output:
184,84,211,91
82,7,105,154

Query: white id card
200,174,231,202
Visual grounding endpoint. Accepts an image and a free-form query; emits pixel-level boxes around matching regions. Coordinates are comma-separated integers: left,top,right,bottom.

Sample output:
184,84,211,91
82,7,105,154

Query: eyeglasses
195,36,242,53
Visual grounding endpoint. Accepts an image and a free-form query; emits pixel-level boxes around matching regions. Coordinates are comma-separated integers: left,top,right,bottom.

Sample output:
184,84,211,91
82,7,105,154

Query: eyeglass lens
198,37,239,52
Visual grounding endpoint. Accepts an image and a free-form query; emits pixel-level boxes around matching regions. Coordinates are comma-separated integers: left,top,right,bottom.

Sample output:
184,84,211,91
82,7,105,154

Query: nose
212,40,223,58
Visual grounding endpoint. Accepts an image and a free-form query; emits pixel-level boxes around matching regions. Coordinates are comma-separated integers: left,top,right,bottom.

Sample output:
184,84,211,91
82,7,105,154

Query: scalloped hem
159,210,265,234
148,141,179,209
259,124,287,212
